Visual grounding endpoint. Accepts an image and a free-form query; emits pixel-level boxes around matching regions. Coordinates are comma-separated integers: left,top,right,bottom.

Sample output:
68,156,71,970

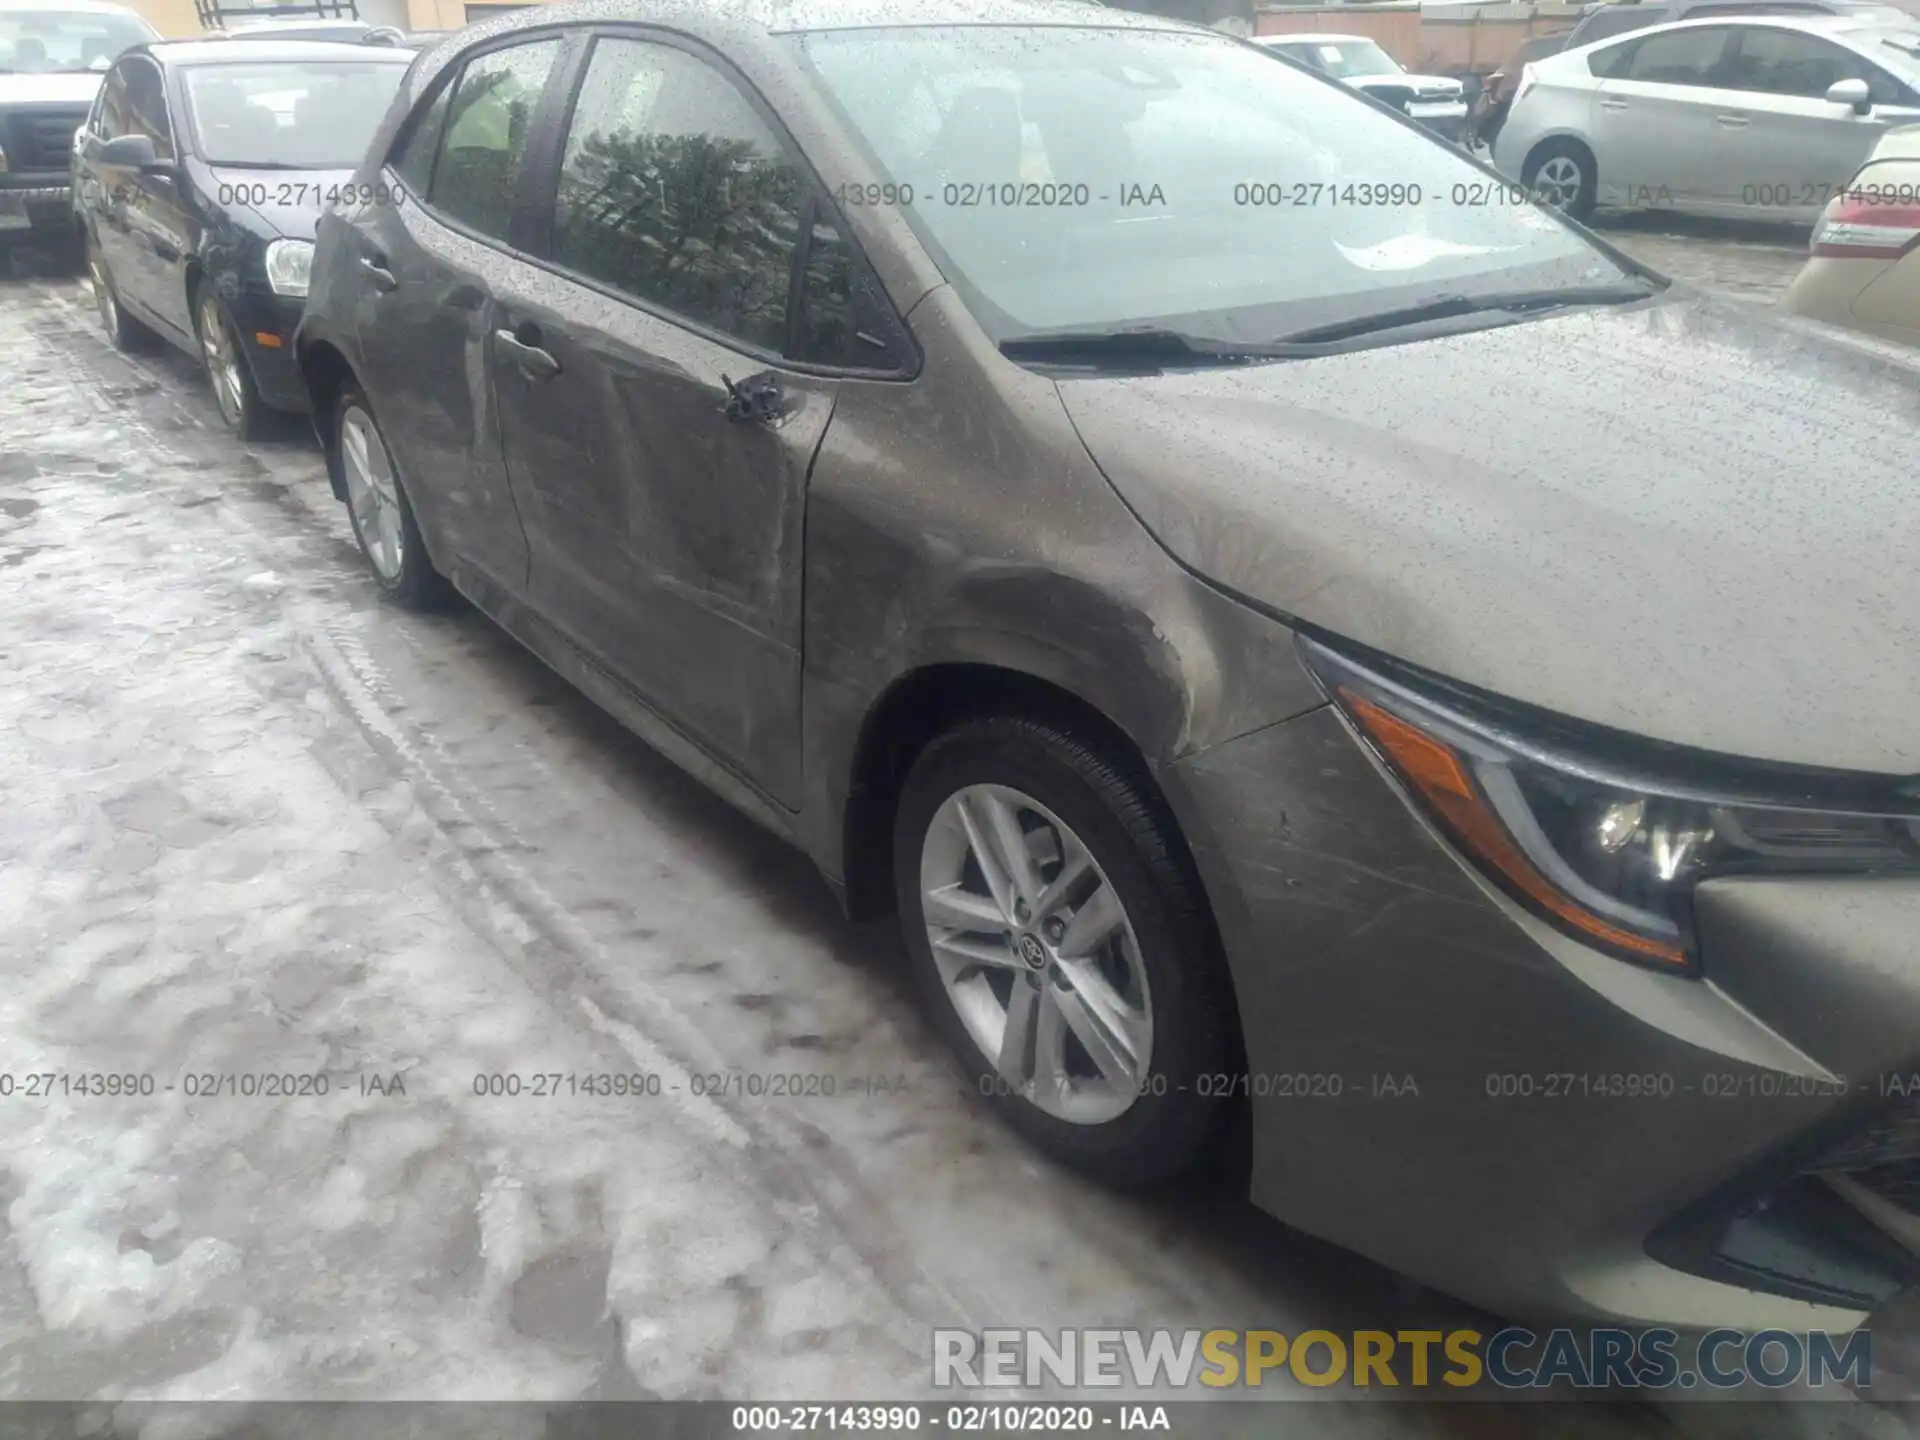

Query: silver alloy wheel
89,248,118,339
198,291,245,427
339,404,405,583
919,783,1152,1125
1530,154,1584,211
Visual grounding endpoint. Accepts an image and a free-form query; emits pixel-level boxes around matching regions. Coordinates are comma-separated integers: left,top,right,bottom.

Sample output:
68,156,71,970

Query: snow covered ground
0,271,1908,1436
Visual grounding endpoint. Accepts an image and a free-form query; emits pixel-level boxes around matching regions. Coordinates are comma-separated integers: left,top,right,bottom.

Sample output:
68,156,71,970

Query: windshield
0,9,154,73
183,60,406,168
798,26,1632,344
1271,37,1402,77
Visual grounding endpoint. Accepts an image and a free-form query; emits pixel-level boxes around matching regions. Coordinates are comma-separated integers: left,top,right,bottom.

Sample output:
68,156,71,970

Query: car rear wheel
893,714,1235,1186
1523,139,1596,219
88,237,155,353
334,382,448,610
196,288,270,440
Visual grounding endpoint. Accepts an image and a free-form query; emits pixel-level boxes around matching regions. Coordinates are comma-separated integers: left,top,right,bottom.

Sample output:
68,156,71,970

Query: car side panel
794,284,1326,892
1590,75,1718,205
1700,88,1915,219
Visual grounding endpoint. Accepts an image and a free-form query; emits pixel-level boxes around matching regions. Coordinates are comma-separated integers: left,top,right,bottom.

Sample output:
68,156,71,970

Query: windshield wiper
998,327,1303,367
999,283,1662,369
1273,283,1659,346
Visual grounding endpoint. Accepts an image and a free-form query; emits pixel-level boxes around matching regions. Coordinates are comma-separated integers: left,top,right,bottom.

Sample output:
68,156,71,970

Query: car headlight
1303,637,1920,974
264,238,313,298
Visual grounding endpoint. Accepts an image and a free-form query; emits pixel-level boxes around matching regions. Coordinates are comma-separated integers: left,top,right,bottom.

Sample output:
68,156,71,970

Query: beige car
1783,124,1920,345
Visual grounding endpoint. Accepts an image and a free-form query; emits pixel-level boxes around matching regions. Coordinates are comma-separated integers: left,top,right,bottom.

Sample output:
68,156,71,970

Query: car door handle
1599,98,1628,111
495,328,560,380
1715,113,1750,127
358,255,397,292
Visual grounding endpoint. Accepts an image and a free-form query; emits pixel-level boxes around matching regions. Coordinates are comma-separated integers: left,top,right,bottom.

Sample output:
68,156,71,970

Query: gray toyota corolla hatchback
297,0,1920,1328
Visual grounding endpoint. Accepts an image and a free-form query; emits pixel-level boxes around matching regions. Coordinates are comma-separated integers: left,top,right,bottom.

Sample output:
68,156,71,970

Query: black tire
331,380,450,610
1521,138,1597,220
87,234,157,352
893,714,1236,1187
194,286,274,441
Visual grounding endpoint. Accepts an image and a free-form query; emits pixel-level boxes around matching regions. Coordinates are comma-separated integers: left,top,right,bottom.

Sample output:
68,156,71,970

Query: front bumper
1409,101,1468,144
1162,703,1920,1328
226,283,310,413
0,176,77,239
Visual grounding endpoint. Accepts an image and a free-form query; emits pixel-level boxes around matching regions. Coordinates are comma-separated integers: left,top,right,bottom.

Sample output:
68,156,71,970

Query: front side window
1622,26,1733,84
429,38,561,241
122,58,172,159
182,61,409,168
0,8,154,73
94,62,130,139
799,25,1629,343
550,37,806,352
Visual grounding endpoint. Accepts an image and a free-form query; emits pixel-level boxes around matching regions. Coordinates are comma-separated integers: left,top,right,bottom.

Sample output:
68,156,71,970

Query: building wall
118,0,508,36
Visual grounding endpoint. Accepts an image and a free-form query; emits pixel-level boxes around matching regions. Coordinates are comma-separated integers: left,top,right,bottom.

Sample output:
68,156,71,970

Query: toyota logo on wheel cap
1016,933,1048,970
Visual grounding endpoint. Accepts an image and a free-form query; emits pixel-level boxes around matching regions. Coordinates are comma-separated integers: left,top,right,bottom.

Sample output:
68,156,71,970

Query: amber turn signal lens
1342,690,1690,970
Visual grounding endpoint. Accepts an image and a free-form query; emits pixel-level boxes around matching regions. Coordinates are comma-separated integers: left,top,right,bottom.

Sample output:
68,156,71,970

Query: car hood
0,72,105,105
209,167,355,240
1054,292,1920,774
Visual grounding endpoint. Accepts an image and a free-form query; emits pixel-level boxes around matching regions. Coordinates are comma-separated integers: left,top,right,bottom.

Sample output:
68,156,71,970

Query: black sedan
73,38,412,436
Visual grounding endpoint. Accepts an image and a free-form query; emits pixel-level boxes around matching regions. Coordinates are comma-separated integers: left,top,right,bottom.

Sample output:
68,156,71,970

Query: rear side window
1724,26,1904,98
549,37,806,352
428,38,561,241
1680,2,1826,14
390,76,452,194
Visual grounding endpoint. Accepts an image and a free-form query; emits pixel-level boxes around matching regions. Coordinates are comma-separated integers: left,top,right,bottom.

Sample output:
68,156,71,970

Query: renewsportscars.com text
932,1327,1872,1391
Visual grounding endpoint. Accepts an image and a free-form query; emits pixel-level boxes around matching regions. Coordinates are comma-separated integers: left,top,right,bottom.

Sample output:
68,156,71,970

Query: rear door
1588,25,1736,207
346,33,567,593
1705,23,1920,218
489,29,911,808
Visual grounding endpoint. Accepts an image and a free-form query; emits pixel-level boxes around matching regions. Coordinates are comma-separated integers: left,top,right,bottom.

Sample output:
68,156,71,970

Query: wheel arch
838,656,1184,926
1522,130,1599,181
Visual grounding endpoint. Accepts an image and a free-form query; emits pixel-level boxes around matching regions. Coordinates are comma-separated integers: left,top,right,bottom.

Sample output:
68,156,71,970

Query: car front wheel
333,382,448,609
893,714,1236,1186
196,288,270,440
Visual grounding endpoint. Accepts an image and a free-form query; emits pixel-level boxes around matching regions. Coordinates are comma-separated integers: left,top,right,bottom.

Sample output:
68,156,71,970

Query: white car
1254,33,1470,142
0,0,156,255
1492,14,1920,221
1783,122,1920,344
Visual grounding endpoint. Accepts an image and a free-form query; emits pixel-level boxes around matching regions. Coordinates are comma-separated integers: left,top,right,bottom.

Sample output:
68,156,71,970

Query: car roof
1596,10,1913,33
463,0,1191,42
146,36,417,63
